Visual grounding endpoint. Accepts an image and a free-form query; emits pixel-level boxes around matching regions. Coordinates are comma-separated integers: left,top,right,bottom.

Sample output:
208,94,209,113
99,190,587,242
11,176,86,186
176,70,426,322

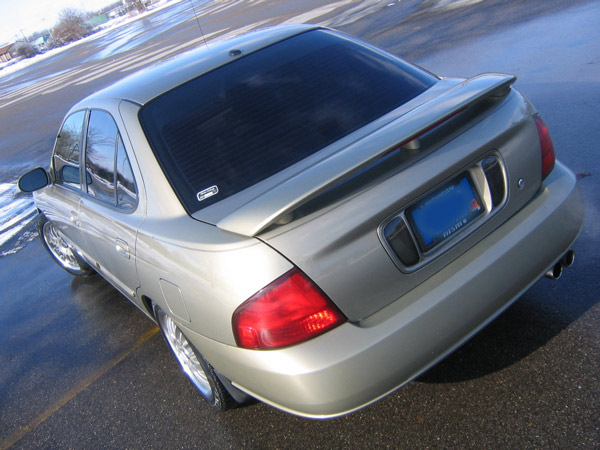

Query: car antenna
188,0,208,48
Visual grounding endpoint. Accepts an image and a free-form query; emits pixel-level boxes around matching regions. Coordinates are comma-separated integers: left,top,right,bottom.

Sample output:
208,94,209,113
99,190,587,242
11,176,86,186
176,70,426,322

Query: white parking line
72,44,179,85
281,0,356,25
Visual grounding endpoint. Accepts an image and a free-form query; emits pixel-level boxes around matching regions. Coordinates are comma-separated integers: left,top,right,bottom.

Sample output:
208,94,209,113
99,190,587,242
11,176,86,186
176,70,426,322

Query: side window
85,110,118,204
53,111,86,189
116,136,138,210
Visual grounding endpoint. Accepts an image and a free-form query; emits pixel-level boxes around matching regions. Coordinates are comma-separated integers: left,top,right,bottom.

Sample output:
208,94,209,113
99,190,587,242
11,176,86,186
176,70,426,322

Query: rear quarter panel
135,217,293,345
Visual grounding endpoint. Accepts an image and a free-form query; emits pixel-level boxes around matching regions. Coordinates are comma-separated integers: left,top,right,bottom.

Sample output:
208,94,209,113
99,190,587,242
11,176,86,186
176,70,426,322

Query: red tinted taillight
232,269,346,349
535,116,556,180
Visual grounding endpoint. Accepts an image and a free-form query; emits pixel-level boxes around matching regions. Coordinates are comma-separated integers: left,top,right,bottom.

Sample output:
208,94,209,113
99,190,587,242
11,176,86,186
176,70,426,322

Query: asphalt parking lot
0,0,598,447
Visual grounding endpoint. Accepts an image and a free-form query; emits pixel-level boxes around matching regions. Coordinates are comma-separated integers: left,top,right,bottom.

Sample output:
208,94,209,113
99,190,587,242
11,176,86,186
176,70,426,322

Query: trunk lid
218,74,543,320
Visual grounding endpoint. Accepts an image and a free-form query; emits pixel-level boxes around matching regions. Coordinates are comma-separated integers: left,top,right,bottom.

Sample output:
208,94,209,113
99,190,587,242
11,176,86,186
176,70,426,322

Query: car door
44,110,89,256
78,109,143,300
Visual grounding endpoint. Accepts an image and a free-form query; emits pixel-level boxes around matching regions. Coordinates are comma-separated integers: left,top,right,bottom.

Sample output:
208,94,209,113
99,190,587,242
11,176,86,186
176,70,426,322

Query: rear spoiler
216,73,516,236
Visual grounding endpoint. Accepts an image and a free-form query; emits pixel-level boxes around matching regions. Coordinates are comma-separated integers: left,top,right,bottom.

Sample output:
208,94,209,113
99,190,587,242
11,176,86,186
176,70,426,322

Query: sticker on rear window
197,185,219,202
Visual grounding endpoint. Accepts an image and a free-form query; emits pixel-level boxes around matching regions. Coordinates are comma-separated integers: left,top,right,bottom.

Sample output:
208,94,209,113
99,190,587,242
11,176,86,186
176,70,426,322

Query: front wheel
155,306,237,411
38,215,94,276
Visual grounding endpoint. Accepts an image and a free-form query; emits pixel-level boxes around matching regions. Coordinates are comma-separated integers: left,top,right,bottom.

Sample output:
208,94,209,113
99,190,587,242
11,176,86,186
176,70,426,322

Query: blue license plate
407,174,483,251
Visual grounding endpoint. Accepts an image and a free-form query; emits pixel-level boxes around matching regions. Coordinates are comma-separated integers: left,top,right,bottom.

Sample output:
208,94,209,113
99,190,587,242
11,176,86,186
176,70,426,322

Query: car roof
72,24,319,109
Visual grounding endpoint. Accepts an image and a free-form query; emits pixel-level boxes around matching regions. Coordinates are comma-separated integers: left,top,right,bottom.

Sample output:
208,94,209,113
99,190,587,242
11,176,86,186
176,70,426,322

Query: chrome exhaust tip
561,249,575,267
545,262,563,280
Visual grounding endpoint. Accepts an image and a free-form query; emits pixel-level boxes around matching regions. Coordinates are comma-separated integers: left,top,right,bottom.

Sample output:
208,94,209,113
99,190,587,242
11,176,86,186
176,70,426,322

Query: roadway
0,0,598,447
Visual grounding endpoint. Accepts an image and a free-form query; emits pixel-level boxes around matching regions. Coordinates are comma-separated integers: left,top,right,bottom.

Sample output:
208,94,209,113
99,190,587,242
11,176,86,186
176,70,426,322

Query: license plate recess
407,173,483,252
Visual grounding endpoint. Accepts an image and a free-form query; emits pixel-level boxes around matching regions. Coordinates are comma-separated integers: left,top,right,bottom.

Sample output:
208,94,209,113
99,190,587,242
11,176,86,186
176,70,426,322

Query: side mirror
18,167,49,193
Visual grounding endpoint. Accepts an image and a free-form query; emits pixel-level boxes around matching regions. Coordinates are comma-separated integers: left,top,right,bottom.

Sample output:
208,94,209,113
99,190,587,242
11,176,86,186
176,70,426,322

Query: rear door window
83,110,138,210
140,29,437,214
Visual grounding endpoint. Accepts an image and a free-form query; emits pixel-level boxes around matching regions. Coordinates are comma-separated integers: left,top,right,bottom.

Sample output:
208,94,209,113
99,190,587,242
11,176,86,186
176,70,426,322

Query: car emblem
197,185,219,202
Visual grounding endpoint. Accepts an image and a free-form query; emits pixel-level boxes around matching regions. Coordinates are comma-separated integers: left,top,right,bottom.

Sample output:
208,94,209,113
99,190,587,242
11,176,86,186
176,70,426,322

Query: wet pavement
0,0,598,447
0,183,36,251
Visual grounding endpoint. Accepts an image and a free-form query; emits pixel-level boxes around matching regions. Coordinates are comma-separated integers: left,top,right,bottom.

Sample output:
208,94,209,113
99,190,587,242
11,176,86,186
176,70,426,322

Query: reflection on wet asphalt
0,183,38,256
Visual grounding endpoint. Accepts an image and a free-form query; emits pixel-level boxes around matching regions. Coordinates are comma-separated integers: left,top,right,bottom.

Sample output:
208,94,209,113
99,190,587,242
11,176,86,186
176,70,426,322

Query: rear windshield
139,29,437,214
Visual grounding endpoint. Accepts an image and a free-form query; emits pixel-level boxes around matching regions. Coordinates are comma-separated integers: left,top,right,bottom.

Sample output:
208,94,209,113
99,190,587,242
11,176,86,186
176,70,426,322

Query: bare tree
13,42,39,58
125,0,147,13
48,8,92,48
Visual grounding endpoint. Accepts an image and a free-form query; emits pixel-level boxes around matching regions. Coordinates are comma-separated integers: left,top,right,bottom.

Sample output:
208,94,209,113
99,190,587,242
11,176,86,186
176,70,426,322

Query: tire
155,306,238,411
38,214,94,276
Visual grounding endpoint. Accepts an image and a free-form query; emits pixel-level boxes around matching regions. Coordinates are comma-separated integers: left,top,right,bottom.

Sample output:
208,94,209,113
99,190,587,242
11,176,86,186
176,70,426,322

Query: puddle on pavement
0,182,38,257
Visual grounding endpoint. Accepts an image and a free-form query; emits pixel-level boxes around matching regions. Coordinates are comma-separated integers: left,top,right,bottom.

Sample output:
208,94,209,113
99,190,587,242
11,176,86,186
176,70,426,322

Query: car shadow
418,254,595,383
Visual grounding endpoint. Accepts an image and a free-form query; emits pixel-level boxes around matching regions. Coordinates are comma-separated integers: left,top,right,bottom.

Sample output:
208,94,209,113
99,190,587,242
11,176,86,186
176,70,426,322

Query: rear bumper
183,161,583,418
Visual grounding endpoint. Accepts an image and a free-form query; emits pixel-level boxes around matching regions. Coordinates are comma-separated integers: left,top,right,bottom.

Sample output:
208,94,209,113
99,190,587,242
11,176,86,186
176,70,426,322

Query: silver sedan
19,24,583,418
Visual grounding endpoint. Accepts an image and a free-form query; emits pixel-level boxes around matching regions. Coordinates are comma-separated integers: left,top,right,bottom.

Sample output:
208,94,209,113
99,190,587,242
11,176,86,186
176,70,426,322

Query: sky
0,0,117,45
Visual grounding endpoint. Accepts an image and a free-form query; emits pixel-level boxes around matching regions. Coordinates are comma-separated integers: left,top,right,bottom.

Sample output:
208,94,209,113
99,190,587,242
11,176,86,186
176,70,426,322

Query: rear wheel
155,306,237,411
38,215,94,276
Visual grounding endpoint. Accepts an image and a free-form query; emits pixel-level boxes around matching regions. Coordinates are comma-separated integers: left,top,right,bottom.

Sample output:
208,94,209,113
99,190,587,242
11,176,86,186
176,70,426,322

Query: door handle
115,239,130,259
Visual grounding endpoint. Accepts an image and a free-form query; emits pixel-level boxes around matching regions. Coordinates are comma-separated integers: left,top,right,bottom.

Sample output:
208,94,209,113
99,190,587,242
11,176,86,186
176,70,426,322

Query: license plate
407,174,483,251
